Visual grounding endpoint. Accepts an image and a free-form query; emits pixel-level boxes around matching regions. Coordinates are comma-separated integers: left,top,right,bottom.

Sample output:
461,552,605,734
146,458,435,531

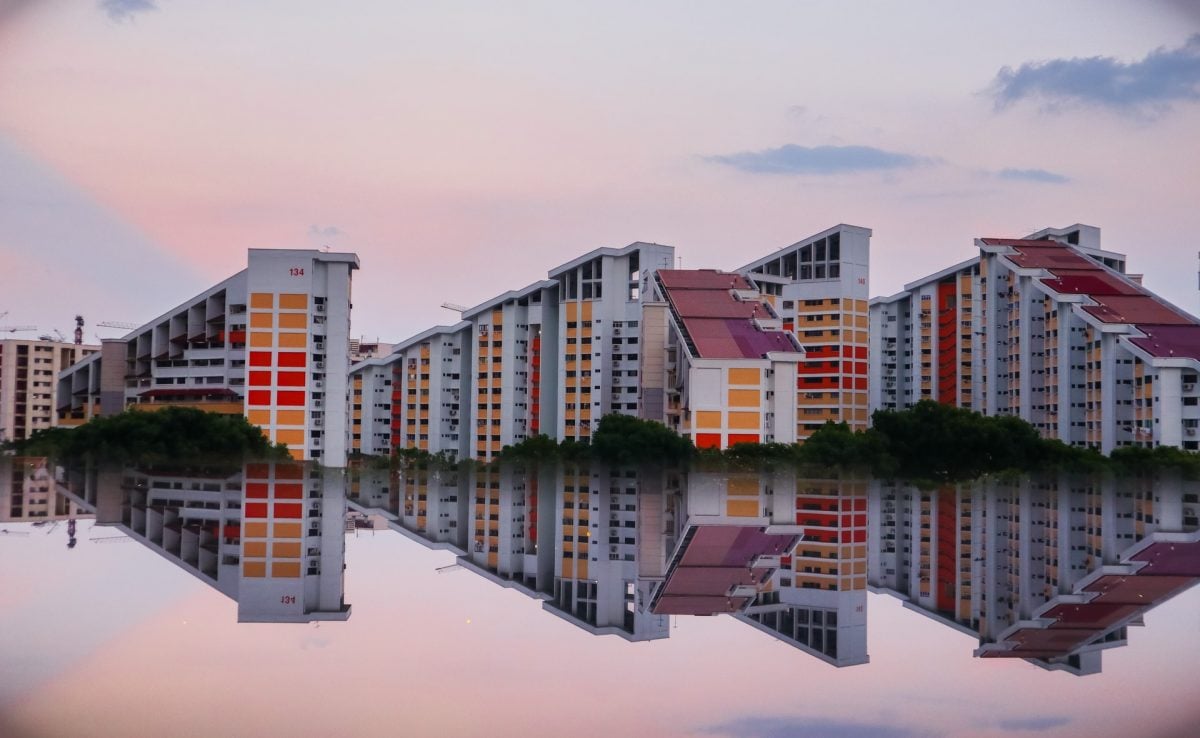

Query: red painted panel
728,433,760,445
855,346,868,359
696,433,722,449
246,482,269,498
249,351,272,367
248,371,272,386
276,390,306,406
841,377,853,389
277,371,306,387
855,378,868,390
277,351,307,368
275,465,304,480
244,502,268,518
247,390,271,406
855,362,868,374
245,463,270,479
275,483,304,499
274,502,303,518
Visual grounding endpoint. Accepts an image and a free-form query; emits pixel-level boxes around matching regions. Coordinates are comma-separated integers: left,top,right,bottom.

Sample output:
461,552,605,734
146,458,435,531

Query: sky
1,1,1199,343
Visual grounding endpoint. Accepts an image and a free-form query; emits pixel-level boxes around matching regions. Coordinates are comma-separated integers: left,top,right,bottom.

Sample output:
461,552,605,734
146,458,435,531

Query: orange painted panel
249,351,273,367
279,293,309,310
276,390,306,406
249,312,273,328
244,522,269,537
250,332,273,348
726,499,760,517
728,367,761,385
273,522,302,538
273,541,302,558
244,541,267,557
276,409,305,426
727,389,760,407
278,312,308,329
248,371,272,386
272,561,302,578
278,333,307,348
247,390,271,407
246,409,271,426
728,411,760,429
695,411,721,429
277,371,306,387
243,561,267,577
277,352,306,367
249,292,273,309
275,428,305,445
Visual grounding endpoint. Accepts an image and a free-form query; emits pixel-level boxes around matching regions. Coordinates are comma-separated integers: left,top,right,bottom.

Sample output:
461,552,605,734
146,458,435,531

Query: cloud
309,225,344,237
996,717,1071,732
99,0,158,22
708,144,928,175
697,716,933,738
995,168,1070,184
990,34,1200,114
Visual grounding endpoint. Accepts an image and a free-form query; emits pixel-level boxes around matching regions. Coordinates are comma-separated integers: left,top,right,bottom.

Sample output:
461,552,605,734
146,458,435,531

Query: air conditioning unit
1188,428,1197,437
316,303,325,313
316,361,325,370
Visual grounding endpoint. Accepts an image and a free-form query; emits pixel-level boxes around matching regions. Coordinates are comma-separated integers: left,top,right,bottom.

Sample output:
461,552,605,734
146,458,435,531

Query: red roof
1127,324,1200,360
979,238,1061,247
656,269,800,360
1040,269,1140,297
1005,245,1097,270
1081,295,1192,325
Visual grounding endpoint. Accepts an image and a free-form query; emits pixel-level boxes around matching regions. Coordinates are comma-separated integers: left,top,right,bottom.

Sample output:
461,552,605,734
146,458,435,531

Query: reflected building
56,461,351,623
868,474,1200,674
1,456,92,523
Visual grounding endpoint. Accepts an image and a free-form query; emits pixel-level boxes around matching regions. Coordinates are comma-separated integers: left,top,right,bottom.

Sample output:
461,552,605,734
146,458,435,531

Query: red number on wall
281,595,296,605
289,268,305,276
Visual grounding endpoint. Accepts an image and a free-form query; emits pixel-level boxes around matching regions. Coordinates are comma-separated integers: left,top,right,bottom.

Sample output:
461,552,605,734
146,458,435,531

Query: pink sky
1,2,1199,343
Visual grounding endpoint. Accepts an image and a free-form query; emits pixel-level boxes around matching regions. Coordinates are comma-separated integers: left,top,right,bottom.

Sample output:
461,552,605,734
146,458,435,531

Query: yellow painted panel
275,428,305,445
728,367,761,385
276,409,305,426
727,477,759,496
273,541,302,558
565,302,578,320
696,411,721,429
728,411,760,429
581,301,593,319
278,312,308,329
576,560,588,579
250,312,273,328
244,522,268,537
246,409,272,426
273,522,302,538
727,389,760,407
250,293,274,309
279,293,308,310
250,332,273,348
243,561,267,577
278,333,307,348
272,561,302,578
244,541,267,557
727,499,760,517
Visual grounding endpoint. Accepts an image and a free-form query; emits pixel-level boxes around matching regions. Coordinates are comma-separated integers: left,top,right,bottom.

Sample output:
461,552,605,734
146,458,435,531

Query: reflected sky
3,460,1200,737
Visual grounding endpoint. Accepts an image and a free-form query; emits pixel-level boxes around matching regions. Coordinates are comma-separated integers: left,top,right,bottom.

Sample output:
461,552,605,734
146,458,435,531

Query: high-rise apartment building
0,456,91,523
57,249,358,465
870,224,1200,453
739,225,873,441
0,339,97,444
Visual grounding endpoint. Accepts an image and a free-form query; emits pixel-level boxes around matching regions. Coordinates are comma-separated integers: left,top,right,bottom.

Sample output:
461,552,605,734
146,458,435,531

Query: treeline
491,401,1200,481
6,407,290,467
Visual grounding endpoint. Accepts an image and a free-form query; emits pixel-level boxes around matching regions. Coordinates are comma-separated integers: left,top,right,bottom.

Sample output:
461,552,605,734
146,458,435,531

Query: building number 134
289,267,305,276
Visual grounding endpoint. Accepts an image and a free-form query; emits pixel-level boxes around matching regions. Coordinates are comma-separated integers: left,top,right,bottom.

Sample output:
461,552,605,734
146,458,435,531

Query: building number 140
289,267,305,276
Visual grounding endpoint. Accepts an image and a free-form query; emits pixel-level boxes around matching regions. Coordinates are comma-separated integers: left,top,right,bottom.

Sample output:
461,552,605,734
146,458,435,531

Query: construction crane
440,302,468,313
37,330,66,342
96,320,138,331
0,325,36,333
74,315,84,345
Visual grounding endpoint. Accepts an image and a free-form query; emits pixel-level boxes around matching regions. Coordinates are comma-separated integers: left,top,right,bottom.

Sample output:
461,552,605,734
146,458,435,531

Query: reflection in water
350,464,1200,674
51,460,351,623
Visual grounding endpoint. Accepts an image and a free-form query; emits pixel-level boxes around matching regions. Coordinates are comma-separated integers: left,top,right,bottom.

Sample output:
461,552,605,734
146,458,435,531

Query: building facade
1,339,97,444
870,225,1200,453
57,249,359,465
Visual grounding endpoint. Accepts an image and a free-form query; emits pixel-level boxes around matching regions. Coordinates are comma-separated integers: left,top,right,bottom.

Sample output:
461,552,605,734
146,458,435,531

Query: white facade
0,339,97,443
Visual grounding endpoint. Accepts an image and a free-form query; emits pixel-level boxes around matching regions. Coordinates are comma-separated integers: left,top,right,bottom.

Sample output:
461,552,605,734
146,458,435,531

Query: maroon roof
138,388,241,399
1040,269,1140,297
1127,324,1200,361
1130,540,1200,575
1081,295,1193,325
1005,245,1097,270
656,269,800,360
1083,574,1195,604
979,238,1060,247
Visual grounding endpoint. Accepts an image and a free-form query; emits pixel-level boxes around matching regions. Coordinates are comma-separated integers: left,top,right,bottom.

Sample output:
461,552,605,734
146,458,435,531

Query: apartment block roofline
386,321,471,355
461,280,557,319
901,255,980,292
546,241,672,278
737,223,872,274
109,270,246,341
247,248,361,270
